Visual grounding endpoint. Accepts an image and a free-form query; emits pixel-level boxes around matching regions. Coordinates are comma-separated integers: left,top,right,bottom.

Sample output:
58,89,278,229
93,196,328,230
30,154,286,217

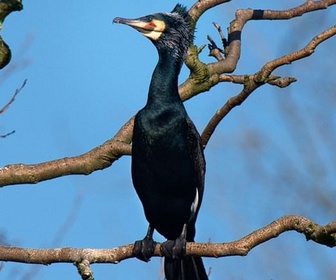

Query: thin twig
207,22,227,61
0,129,14,138
0,80,27,138
0,79,26,114
207,34,224,61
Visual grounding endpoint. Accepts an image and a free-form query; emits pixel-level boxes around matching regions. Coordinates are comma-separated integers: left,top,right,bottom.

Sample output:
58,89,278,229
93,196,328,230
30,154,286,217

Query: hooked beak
113,16,165,41
113,17,156,34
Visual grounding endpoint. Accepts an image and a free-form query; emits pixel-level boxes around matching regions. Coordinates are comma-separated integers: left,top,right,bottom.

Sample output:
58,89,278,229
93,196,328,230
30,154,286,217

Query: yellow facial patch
143,19,166,41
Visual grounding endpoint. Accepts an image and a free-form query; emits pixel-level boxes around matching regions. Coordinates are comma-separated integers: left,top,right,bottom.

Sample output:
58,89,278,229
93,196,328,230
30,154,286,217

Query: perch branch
0,215,334,265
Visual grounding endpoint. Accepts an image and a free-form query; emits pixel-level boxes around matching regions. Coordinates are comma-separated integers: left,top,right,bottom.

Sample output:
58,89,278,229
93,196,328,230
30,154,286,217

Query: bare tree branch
181,0,336,101
0,79,26,114
0,131,132,187
207,22,227,61
201,23,336,146
18,192,84,280
189,0,232,25
0,215,334,265
0,129,14,138
256,24,336,81
218,74,296,87
0,79,26,138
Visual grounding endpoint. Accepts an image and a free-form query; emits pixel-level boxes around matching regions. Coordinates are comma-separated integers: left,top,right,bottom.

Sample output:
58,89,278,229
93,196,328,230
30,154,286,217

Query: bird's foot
133,237,157,262
160,237,186,259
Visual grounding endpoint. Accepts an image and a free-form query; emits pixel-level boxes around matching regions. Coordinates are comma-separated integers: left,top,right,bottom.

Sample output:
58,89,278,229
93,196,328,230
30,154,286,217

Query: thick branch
0,119,133,186
0,215,334,264
189,0,231,25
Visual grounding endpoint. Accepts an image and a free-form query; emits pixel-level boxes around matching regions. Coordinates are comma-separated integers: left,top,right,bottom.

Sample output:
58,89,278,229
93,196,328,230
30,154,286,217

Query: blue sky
1,1,336,279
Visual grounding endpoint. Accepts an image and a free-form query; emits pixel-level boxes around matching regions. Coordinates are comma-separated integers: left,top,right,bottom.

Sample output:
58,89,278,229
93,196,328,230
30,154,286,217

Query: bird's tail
164,256,208,280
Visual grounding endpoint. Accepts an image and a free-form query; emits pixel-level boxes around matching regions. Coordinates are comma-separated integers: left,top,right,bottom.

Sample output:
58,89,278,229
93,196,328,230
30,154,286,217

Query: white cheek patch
143,30,163,41
152,19,165,32
143,19,165,41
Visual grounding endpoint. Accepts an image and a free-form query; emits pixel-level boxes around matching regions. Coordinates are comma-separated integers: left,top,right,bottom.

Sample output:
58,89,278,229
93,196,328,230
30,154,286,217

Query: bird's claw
160,237,186,259
133,237,157,262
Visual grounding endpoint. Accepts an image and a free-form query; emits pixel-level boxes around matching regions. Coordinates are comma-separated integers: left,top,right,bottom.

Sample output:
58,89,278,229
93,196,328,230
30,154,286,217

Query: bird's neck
146,49,184,107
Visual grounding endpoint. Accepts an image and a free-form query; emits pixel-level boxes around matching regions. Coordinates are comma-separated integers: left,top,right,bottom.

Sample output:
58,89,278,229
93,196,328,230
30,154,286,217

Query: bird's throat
146,49,183,106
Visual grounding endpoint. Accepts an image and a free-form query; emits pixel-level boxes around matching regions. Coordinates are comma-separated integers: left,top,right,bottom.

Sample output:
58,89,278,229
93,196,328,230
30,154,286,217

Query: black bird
113,4,208,280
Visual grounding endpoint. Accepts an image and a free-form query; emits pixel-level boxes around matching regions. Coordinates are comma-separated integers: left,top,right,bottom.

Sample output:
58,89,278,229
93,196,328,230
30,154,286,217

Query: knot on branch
304,222,336,248
0,36,10,69
267,76,297,88
185,45,209,83
0,0,24,69
185,45,219,92
75,259,94,280
0,0,23,21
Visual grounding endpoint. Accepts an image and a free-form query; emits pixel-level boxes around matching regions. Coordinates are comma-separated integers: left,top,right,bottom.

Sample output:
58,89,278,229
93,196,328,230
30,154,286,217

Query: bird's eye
146,16,153,22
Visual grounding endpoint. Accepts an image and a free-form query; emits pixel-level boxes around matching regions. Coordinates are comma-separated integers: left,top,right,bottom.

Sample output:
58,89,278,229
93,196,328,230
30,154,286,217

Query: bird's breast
131,106,201,239
134,106,187,146
132,106,195,190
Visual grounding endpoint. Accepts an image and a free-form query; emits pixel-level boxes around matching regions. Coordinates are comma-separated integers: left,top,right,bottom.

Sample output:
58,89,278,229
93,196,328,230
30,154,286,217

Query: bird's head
113,4,193,59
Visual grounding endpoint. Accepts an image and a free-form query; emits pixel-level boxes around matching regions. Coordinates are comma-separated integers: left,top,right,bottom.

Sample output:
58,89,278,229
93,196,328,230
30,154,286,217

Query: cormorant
113,4,208,280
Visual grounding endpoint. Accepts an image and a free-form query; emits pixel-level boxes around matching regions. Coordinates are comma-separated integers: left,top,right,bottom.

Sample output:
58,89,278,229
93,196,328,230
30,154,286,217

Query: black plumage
113,4,207,280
